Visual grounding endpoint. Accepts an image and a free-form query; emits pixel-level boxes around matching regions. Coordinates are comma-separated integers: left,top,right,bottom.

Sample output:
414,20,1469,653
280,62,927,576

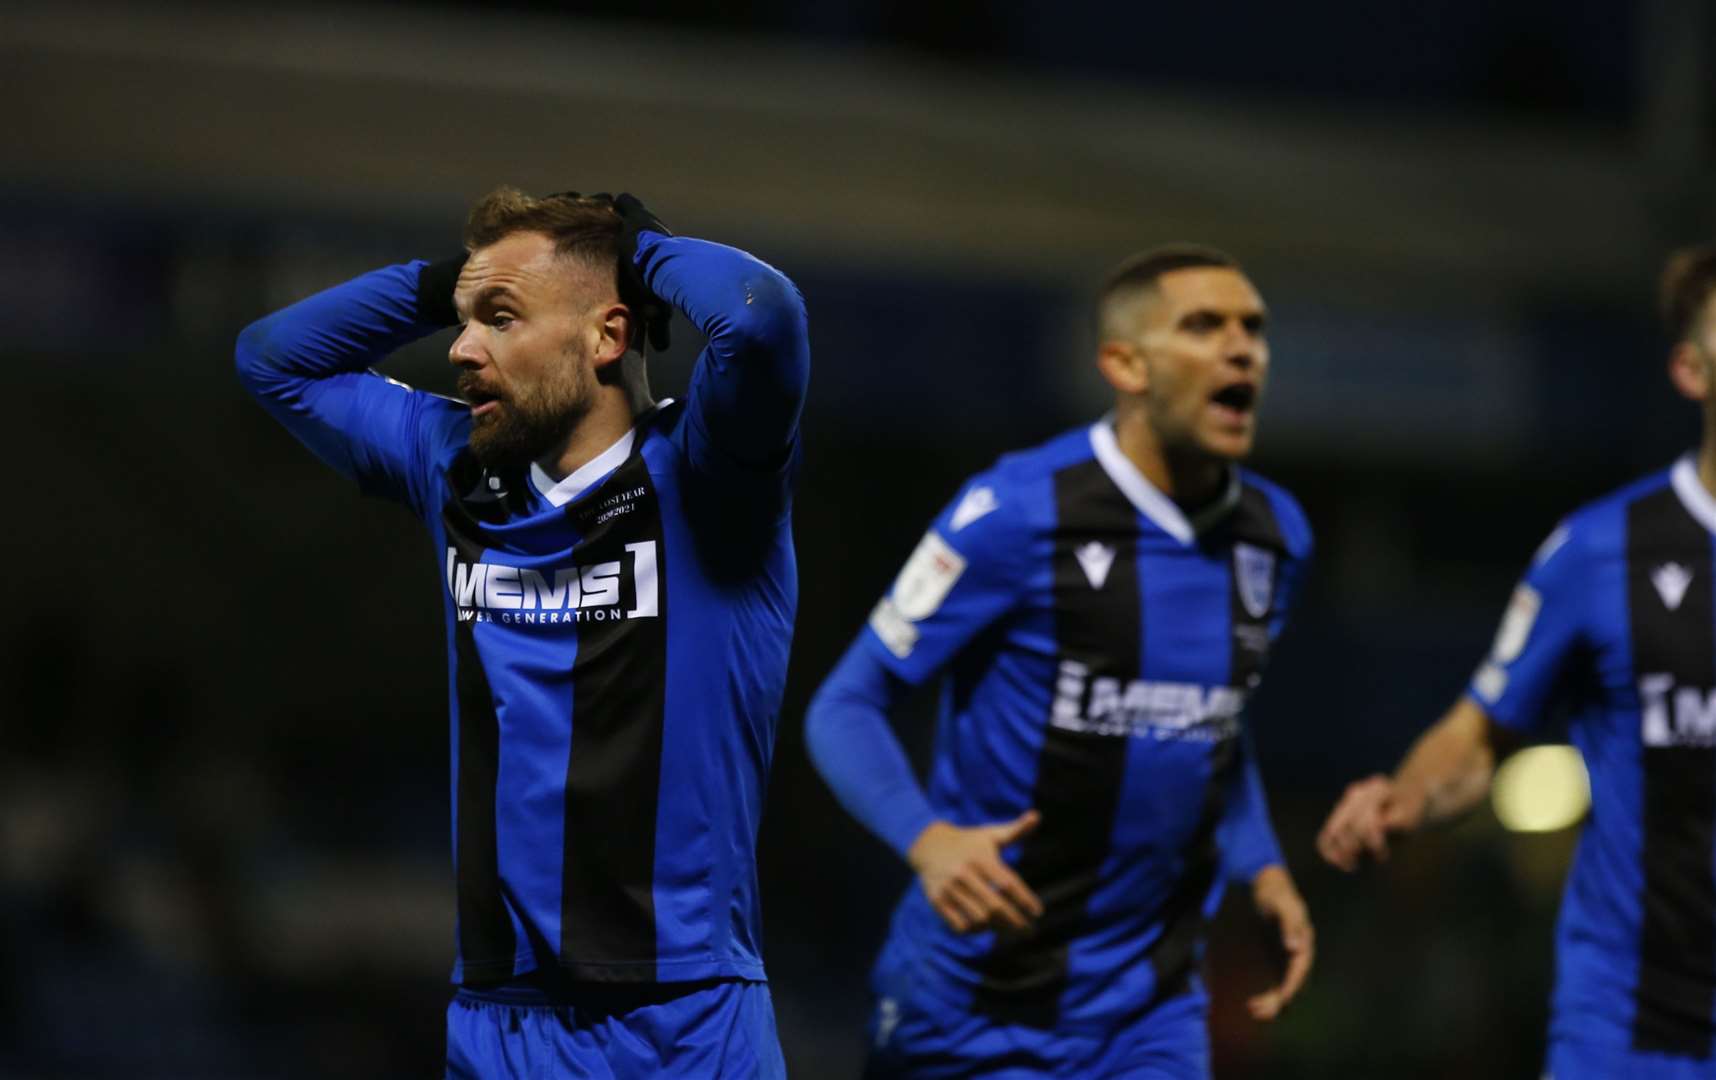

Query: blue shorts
1547,1038,1715,1080
445,976,785,1079
862,963,1210,1079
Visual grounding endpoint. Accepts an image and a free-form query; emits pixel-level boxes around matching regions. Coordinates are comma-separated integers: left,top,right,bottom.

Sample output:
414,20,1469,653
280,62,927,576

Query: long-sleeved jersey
807,419,1310,1029
236,233,809,985
1470,455,1716,1063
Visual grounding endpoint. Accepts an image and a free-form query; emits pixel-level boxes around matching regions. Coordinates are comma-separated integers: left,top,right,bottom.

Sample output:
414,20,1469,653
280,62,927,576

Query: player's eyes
1181,312,1222,333
491,312,516,330
1243,315,1266,335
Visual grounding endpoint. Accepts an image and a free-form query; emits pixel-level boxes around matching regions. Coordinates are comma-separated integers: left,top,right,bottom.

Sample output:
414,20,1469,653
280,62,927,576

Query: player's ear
1097,341,1149,396
592,303,632,369
1668,341,1711,403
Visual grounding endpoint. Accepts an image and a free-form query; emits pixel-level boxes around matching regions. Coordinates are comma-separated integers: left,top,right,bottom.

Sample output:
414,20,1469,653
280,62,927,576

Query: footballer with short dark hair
1320,245,1716,1079
236,189,807,1078
807,245,1314,1077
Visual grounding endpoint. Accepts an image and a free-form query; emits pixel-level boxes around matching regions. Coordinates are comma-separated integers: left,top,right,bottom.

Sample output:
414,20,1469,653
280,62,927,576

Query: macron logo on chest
1075,541,1115,589
1652,562,1693,612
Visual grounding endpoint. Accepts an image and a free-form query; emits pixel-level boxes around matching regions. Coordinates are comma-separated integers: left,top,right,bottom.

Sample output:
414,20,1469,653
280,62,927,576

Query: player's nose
448,326,485,370
1225,345,1259,372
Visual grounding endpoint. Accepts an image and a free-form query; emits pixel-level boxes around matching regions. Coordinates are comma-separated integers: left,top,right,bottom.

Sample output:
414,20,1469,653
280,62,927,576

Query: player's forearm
235,260,454,486
635,233,809,465
1392,697,1500,827
1218,736,1286,884
235,261,445,399
804,642,936,858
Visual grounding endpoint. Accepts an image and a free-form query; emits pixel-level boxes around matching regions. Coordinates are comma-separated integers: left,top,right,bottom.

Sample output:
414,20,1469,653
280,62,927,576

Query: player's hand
1316,774,1426,871
1247,865,1313,1021
545,191,673,353
416,253,468,327
906,812,1044,934
611,192,673,353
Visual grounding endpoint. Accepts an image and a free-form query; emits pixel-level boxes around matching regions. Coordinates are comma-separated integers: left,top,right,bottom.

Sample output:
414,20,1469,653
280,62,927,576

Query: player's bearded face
1139,268,1270,462
460,341,596,469
451,234,610,471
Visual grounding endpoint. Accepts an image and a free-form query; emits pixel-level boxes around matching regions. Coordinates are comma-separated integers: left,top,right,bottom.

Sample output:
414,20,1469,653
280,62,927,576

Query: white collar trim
530,427,638,508
1671,454,1716,535
526,398,673,508
1090,420,1241,546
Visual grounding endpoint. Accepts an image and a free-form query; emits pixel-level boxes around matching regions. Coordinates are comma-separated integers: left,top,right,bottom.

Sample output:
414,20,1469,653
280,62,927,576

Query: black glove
556,190,673,354
610,192,673,354
416,253,468,327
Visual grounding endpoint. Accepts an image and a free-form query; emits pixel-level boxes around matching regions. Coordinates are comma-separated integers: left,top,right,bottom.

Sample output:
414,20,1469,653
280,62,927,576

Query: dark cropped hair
1097,244,1240,339
463,187,622,275
1103,244,1238,297
1661,246,1716,342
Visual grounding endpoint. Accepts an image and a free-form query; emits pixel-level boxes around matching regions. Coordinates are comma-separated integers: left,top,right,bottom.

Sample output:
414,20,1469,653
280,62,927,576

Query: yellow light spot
1492,744,1590,833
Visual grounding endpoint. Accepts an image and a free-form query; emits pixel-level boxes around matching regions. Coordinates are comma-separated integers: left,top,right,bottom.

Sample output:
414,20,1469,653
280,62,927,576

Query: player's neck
1114,412,1227,509
537,391,639,484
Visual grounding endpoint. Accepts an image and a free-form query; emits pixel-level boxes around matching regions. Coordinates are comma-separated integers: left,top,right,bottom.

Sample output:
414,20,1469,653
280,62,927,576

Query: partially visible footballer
236,189,808,1078
807,246,1314,1078
1321,246,1716,1080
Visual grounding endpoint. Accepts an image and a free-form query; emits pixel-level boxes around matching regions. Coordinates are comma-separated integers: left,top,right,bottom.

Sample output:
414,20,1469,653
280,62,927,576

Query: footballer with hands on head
237,188,808,1078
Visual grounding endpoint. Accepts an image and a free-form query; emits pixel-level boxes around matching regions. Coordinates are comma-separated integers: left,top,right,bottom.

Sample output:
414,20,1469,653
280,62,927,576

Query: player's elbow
802,679,847,778
721,272,810,374
233,315,282,396
805,646,904,773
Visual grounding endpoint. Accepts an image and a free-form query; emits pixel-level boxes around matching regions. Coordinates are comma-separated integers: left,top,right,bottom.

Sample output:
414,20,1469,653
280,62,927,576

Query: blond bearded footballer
237,190,808,1077
807,247,1314,1078
1320,247,1716,1080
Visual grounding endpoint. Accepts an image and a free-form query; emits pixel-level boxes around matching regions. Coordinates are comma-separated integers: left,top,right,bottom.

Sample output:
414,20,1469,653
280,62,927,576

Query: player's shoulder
941,423,1098,536
1548,462,1680,565
1575,462,1676,522
636,398,692,473
1001,422,1104,475
638,397,799,526
372,371,472,462
373,370,466,414
1234,467,1313,561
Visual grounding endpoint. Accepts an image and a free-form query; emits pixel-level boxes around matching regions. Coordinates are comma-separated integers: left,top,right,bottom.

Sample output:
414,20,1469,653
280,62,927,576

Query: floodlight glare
1492,744,1590,833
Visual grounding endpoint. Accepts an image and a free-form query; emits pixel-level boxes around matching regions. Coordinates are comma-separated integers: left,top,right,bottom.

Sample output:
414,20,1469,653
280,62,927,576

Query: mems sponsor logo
444,541,658,626
1639,674,1716,748
1049,659,1242,742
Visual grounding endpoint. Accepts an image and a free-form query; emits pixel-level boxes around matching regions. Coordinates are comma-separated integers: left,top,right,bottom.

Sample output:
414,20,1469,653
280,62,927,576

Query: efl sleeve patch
868,600,919,659
1489,583,1542,665
889,530,967,620
1467,522,1587,733
867,530,967,659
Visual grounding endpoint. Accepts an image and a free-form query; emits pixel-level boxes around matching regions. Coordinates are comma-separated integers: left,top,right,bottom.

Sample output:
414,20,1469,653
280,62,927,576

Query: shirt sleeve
860,473,1031,687
633,233,810,500
1466,522,1587,734
1263,485,1314,643
234,260,464,518
1217,730,1285,885
1270,541,1312,643
804,639,936,858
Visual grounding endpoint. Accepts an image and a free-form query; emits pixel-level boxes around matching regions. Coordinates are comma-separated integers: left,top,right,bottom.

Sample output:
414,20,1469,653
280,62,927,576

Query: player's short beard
462,350,596,471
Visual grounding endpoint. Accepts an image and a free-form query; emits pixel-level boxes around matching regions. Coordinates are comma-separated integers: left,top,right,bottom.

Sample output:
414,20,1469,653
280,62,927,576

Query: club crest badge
1234,543,1275,620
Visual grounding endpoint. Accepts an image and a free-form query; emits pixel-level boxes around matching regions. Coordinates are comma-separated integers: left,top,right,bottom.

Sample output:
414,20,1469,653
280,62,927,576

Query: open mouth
459,377,505,417
1210,383,1257,414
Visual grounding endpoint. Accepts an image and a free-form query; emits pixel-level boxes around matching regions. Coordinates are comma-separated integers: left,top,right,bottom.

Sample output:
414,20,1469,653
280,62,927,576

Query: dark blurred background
2,0,1713,1076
